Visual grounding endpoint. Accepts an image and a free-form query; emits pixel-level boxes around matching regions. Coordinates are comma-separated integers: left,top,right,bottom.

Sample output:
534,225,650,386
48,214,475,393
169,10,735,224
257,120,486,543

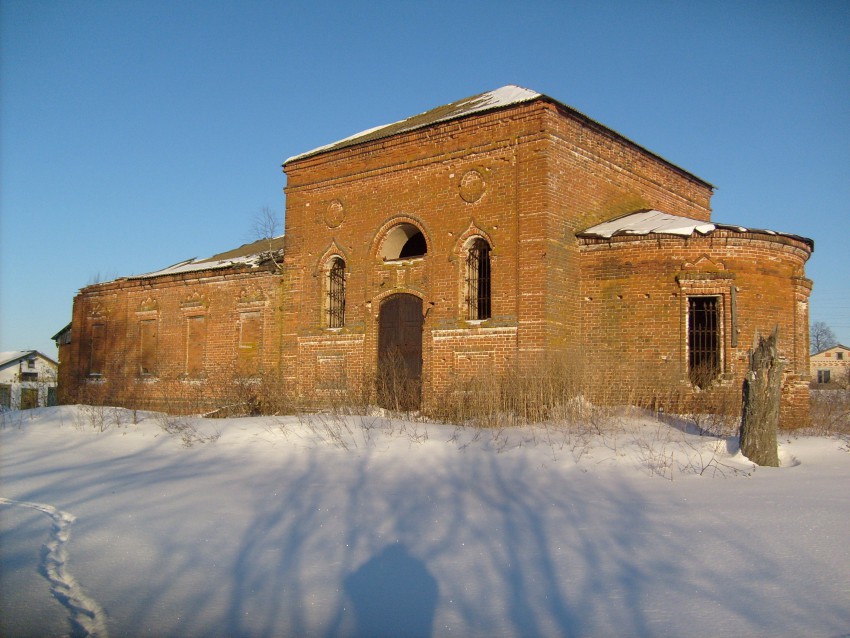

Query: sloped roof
812,344,850,357
52,323,71,342
578,210,715,238
283,86,713,188
285,86,541,164
0,350,58,368
578,210,814,249
126,236,285,280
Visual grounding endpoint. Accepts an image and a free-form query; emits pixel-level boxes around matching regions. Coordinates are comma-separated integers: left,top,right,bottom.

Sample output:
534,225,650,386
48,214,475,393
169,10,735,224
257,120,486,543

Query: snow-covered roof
126,236,285,281
0,350,57,368
0,351,34,367
284,85,714,189
285,85,541,164
578,210,716,238
578,210,814,248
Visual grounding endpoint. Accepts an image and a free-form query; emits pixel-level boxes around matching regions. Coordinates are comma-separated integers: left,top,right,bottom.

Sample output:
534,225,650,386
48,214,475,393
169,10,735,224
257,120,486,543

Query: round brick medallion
459,170,485,203
324,200,345,228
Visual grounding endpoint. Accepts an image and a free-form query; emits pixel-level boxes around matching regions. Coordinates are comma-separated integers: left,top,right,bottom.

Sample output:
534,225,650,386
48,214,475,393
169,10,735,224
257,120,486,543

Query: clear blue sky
2,0,848,358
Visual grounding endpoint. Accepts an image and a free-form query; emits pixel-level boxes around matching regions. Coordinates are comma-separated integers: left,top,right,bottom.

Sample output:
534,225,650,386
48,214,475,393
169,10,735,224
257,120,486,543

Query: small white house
810,344,850,386
0,351,59,410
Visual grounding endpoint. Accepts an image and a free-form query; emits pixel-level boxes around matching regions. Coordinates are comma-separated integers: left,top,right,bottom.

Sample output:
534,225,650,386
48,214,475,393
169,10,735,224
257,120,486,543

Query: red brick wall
64,267,281,413
543,102,714,363
282,100,719,404
283,102,551,401
61,97,813,425
578,230,812,427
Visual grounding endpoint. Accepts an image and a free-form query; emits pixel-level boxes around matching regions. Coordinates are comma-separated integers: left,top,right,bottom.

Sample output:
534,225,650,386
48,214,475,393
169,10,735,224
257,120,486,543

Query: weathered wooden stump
739,327,782,467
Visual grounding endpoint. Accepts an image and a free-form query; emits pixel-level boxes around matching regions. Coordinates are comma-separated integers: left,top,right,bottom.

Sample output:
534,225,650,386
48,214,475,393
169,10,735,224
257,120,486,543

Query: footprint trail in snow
0,497,109,638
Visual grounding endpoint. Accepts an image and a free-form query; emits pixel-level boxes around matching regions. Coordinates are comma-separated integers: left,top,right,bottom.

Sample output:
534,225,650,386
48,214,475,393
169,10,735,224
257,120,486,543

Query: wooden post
739,327,782,467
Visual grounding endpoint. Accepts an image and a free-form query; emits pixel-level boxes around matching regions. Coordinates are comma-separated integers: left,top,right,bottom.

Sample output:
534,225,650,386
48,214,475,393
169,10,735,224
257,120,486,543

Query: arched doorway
377,294,423,410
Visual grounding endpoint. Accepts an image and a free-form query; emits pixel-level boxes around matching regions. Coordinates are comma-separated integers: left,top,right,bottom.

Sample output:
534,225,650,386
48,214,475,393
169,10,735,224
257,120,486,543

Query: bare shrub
677,436,752,478
375,349,421,414
155,412,220,447
429,354,615,431
289,411,425,450
632,422,677,480
297,412,358,450
808,388,850,436
253,370,299,416
678,385,741,437
71,380,125,432
625,417,753,480
536,419,605,463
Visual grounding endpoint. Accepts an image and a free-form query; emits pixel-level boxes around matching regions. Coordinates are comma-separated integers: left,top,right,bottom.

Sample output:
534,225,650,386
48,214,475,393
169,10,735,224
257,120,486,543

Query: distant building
0,351,59,410
58,86,815,425
810,344,850,386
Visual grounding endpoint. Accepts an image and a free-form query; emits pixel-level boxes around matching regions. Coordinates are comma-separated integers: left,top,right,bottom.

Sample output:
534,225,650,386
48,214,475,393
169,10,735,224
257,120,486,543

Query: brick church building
58,86,814,425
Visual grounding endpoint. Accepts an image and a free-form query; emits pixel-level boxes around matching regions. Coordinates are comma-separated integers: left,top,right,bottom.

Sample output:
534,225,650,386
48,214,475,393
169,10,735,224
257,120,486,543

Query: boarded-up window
140,319,158,375
237,312,262,374
466,238,491,320
90,323,106,375
688,296,720,387
186,315,207,377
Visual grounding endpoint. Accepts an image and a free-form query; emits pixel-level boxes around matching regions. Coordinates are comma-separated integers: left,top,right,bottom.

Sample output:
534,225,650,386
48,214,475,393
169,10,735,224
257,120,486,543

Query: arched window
465,238,491,320
380,223,427,260
327,257,346,328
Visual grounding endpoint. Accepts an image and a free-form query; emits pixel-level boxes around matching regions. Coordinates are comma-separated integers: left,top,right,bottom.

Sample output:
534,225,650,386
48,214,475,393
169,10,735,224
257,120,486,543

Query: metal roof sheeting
126,236,285,281
578,210,716,239
285,86,543,164
578,210,813,249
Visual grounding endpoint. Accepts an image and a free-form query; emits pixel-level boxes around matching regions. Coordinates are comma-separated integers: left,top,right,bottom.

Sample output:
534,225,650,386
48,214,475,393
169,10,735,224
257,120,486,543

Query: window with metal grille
688,296,720,387
327,258,346,328
466,238,491,320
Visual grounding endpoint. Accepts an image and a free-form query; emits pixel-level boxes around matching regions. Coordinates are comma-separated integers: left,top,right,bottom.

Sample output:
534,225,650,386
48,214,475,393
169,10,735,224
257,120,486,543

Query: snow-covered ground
1,405,848,637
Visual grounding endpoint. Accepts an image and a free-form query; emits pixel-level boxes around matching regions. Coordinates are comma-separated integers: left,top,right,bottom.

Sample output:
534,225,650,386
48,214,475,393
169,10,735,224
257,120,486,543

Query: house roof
812,344,850,356
283,85,713,188
577,210,814,249
0,350,58,368
125,236,285,281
